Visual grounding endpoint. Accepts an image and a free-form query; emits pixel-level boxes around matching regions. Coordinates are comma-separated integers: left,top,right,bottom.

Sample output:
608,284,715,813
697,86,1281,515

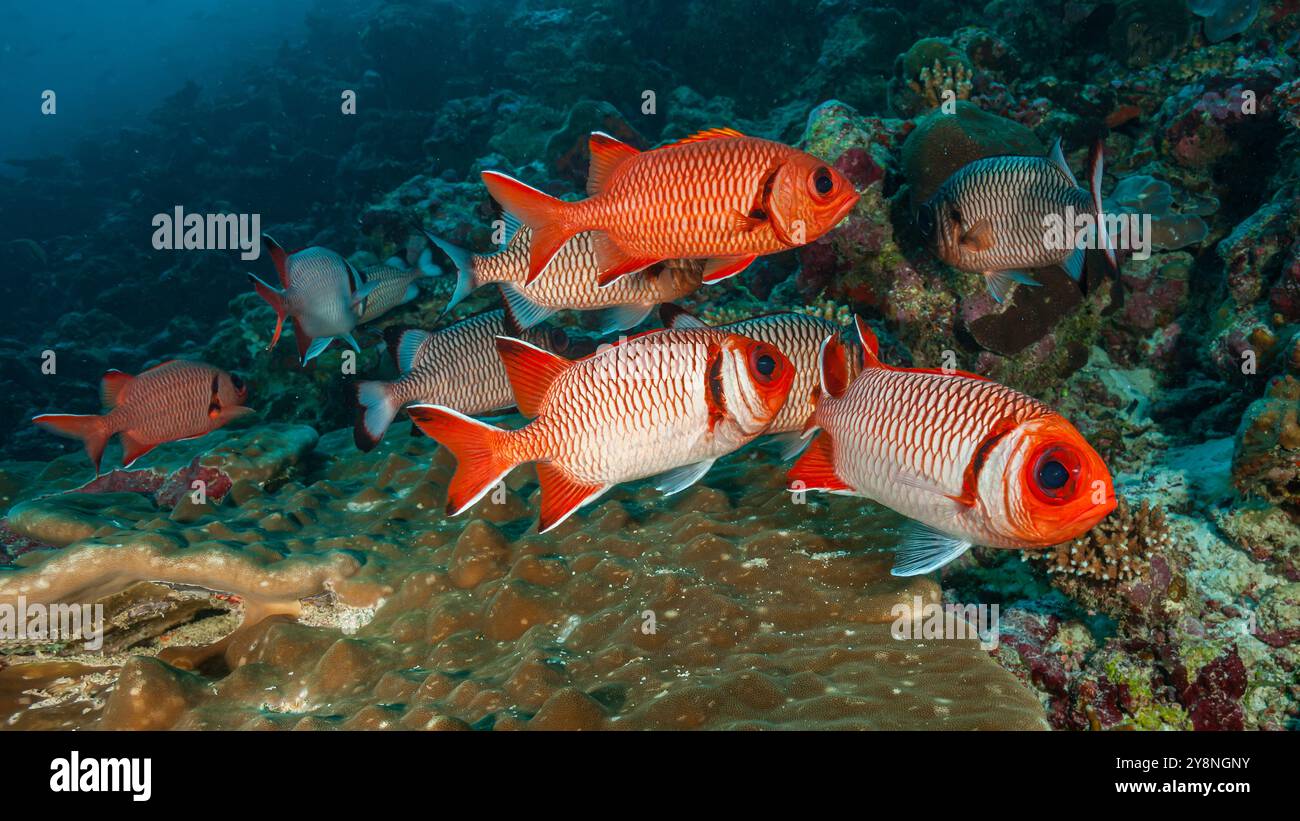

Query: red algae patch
0,423,1046,730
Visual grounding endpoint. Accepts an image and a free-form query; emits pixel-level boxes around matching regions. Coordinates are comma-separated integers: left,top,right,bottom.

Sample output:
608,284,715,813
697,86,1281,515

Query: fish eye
950,206,962,224
1038,460,1069,490
230,374,245,391
748,345,782,383
550,328,569,353
1028,444,1082,504
813,167,834,196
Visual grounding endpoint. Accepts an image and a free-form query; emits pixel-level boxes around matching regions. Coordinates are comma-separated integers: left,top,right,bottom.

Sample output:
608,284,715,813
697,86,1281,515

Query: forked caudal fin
31,414,110,474
424,229,476,315
353,381,398,452
406,405,518,516
480,171,576,285
247,272,287,350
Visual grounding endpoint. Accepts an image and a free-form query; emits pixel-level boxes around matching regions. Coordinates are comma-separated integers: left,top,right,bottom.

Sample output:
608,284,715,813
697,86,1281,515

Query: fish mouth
832,190,862,226
1068,492,1118,528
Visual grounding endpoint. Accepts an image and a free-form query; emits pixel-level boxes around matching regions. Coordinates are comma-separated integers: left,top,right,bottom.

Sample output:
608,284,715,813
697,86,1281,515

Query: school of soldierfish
33,128,1118,576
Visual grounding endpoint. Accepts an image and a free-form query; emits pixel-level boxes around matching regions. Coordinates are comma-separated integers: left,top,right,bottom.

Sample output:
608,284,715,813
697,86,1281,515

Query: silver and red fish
482,128,860,286
407,326,795,533
352,309,567,451
787,316,1116,576
249,236,411,365
918,138,1118,302
660,304,861,456
32,360,252,473
429,217,704,334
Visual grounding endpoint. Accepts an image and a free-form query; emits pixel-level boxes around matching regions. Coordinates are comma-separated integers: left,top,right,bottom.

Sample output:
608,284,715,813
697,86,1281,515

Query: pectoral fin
985,270,1040,304
891,523,973,577
653,459,716,495
959,219,996,252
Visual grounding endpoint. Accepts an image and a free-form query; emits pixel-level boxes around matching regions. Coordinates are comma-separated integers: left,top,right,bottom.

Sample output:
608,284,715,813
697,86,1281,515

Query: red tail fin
32,414,111,474
480,171,576,284
406,405,519,515
248,273,287,350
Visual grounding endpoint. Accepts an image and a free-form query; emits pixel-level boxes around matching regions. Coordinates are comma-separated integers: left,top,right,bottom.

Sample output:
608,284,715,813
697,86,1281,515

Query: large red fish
788,317,1116,576
407,327,795,532
481,128,860,287
32,360,252,473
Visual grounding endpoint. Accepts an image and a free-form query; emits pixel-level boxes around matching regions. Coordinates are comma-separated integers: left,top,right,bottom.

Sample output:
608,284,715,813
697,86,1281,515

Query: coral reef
1,0,1298,733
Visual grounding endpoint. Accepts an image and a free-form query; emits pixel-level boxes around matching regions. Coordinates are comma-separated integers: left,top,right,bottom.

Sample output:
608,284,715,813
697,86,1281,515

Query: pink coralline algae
73,458,233,510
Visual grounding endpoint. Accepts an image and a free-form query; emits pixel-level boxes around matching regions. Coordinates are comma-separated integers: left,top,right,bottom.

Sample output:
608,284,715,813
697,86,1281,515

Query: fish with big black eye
920,138,1118,303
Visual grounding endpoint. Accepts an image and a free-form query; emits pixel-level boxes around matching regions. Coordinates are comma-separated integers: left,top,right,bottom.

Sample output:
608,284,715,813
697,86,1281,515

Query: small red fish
32,360,252,473
482,128,860,287
788,317,1116,576
408,327,795,533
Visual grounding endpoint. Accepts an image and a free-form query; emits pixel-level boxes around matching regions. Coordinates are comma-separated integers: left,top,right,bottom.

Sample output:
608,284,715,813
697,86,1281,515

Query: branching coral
913,57,973,110
1034,498,1172,583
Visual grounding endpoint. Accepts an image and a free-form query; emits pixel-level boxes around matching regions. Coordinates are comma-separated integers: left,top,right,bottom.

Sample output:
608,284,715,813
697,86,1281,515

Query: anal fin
701,254,756,284
787,432,851,493
592,232,658,287
120,431,158,468
592,303,653,334
537,462,609,533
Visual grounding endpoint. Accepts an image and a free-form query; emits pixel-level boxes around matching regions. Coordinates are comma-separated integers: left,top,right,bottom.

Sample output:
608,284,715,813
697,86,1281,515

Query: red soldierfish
407,327,795,533
429,218,704,334
660,305,861,457
918,138,1118,302
32,360,252,473
352,309,568,451
788,317,1116,576
481,128,860,287
248,236,375,365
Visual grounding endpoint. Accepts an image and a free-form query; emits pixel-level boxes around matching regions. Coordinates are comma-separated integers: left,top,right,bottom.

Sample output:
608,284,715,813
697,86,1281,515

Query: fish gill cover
0,0,1295,735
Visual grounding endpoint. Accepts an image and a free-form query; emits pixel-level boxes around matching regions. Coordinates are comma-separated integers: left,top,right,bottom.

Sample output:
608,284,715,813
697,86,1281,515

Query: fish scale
589,137,794,257
473,227,704,310
285,247,358,338
507,329,751,483
355,263,420,324
111,361,233,441
387,310,548,413
816,367,1050,548
699,313,861,434
940,155,1093,273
